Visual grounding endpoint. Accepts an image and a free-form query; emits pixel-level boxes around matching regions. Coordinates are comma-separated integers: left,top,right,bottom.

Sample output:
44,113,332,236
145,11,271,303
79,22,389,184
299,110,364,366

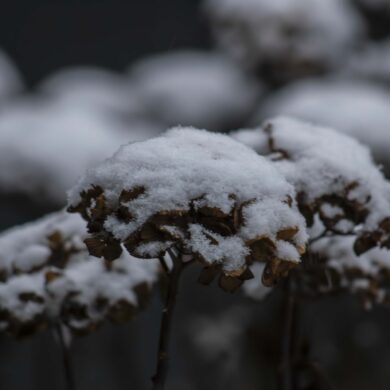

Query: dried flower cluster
232,117,390,306
68,128,308,291
310,236,390,307
233,117,390,253
0,211,159,337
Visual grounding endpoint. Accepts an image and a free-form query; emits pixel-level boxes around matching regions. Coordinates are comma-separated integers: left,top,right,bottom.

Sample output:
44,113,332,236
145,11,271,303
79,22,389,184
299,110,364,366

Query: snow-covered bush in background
204,0,364,86
0,97,160,204
128,51,260,130
39,66,145,119
259,80,390,173
68,127,308,291
0,210,159,337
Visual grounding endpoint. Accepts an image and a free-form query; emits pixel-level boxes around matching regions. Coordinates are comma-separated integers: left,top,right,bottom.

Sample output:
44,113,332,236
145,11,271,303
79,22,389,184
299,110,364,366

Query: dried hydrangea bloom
68,127,308,291
310,236,390,308
260,80,390,174
204,0,363,86
233,117,390,255
0,211,159,337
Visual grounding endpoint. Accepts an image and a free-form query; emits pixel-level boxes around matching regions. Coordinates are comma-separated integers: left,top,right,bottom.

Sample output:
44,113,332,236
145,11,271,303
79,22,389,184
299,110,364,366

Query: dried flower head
68,127,308,291
311,236,390,308
0,211,159,337
233,117,390,256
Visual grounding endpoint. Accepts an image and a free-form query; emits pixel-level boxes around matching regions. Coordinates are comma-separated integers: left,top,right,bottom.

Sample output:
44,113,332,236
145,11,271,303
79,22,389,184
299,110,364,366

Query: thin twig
158,255,170,275
279,278,296,390
54,324,75,390
151,249,184,390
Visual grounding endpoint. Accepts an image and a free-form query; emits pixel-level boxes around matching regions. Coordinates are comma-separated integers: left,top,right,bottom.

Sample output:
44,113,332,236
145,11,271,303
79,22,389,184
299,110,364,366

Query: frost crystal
68,127,308,291
0,211,159,337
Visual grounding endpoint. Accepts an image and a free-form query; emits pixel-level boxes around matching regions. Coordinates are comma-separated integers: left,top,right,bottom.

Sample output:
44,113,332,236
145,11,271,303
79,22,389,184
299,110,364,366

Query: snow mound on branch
232,117,390,234
69,127,308,282
0,50,23,104
0,98,159,204
0,211,159,336
204,0,363,75
260,80,390,171
129,51,260,130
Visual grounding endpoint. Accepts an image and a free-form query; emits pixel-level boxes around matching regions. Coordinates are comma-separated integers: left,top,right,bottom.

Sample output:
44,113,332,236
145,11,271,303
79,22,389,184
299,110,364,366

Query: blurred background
1,0,390,389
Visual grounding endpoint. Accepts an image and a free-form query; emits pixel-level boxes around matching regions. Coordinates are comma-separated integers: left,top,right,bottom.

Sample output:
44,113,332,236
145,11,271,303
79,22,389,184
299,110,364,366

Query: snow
0,210,159,336
242,263,272,300
204,0,363,76
69,127,308,276
260,80,390,171
0,97,160,204
232,117,390,236
129,51,260,130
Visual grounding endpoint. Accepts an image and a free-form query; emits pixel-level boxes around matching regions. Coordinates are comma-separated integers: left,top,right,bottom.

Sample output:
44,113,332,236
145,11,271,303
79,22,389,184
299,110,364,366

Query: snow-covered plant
233,117,390,252
204,0,364,86
0,210,159,338
68,127,309,389
311,236,390,308
232,117,390,313
68,127,308,290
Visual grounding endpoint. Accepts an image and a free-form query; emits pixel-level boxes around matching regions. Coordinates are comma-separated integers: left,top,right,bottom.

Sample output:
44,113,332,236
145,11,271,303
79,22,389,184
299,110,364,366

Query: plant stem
279,278,296,390
55,324,75,390
151,250,184,390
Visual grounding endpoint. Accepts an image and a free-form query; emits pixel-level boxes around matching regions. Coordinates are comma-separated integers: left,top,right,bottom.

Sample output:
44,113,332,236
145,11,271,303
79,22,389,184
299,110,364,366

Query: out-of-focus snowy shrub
259,80,390,173
345,40,390,84
68,127,308,291
0,96,160,204
204,0,364,86
129,51,260,130
39,67,144,119
0,210,159,337
0,50,23,105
